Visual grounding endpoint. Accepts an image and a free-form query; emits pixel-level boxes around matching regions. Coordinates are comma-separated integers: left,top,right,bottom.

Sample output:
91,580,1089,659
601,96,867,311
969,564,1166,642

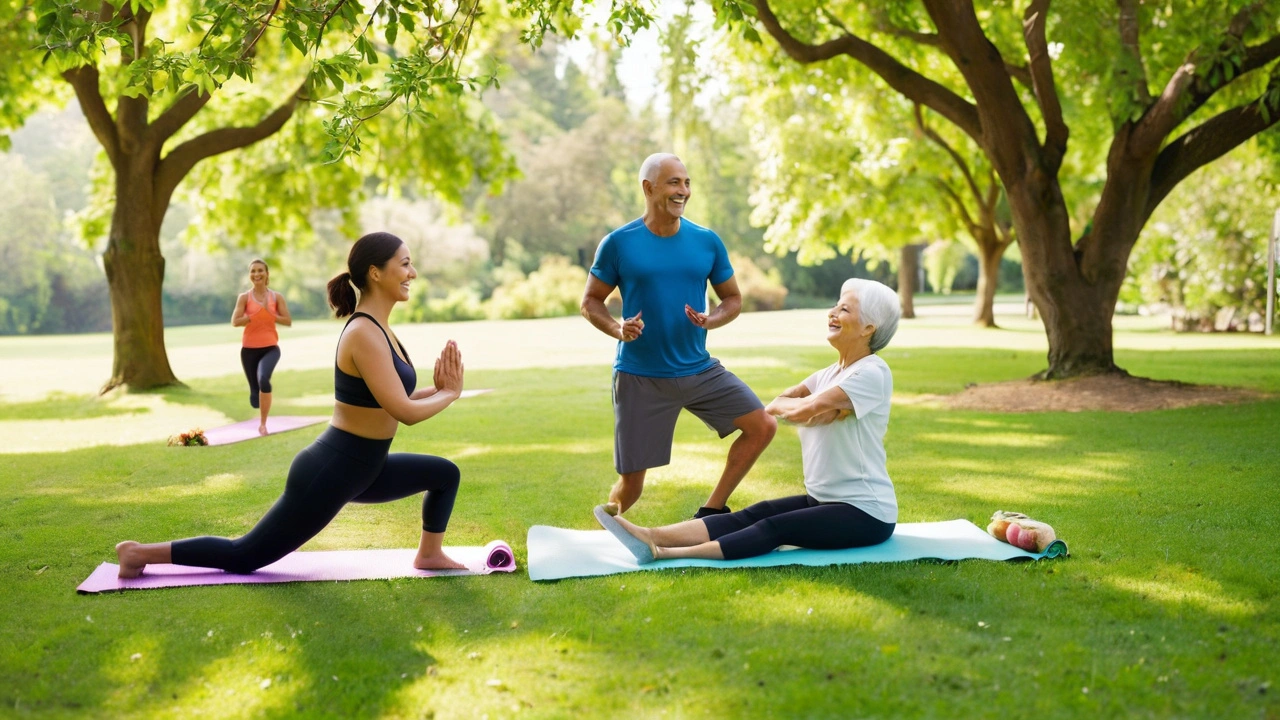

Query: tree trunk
898,243,918,319
1009,182,1125,379
100,162,179,393
972,235,1003,328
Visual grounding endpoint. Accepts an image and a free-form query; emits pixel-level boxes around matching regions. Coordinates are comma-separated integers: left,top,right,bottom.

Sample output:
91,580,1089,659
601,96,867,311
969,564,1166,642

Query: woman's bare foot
413,552,468,571
611,514,659,559
258,423,269,436
116,541,147,578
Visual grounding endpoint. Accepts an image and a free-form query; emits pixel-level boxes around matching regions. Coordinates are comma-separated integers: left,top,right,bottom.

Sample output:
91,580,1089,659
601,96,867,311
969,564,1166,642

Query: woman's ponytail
329,232,405,317
327,271,357,318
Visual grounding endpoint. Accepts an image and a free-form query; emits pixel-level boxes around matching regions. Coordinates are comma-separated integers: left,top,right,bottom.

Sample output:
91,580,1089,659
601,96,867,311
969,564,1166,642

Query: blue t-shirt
590,217,734,378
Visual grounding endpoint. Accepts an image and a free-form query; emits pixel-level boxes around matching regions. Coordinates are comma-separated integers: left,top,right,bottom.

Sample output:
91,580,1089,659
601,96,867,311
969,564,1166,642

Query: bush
394,282,487,324
922,240,968,294
487,256,588,320
1122,148,1275,331
729,253,788,311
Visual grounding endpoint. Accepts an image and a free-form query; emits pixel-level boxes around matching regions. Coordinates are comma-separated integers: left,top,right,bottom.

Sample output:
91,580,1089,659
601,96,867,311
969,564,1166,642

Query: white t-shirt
796,354,896,523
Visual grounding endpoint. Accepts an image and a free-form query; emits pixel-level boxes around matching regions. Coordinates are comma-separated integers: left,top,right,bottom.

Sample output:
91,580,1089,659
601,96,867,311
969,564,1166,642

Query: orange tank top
242,290,279,349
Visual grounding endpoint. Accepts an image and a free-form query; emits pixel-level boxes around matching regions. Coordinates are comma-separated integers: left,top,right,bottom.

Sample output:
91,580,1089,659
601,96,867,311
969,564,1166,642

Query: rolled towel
987,510,1057,553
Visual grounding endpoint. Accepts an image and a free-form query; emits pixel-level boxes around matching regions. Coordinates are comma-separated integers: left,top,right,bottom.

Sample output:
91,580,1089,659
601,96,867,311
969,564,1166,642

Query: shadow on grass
3,352,1278,717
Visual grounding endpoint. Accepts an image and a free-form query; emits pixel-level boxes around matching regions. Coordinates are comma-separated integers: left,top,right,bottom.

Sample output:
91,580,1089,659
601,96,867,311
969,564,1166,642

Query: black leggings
703,494,895,560
171,426,460,573
241,345,281,409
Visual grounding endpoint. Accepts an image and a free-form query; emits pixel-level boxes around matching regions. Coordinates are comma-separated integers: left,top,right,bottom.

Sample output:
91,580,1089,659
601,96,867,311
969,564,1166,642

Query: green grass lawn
1,340,1278,719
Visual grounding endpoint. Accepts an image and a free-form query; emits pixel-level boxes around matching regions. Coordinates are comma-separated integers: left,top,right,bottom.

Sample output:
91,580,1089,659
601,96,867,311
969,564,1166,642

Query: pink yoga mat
77,540,516,593
200,416,328,446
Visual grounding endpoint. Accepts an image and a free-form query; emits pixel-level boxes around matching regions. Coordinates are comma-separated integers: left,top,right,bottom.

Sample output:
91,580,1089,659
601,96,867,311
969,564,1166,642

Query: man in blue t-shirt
581,153,777,519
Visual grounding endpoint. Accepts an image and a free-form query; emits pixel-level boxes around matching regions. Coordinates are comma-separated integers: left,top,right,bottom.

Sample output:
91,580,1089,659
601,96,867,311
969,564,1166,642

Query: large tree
731,0,1280,377
4,0,559,391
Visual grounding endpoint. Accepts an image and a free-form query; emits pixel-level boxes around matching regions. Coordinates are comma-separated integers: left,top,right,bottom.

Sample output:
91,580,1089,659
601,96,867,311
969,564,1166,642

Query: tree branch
917,0,1045,179
752,0,982,141
1022,0,1067,175
914,103,984,205
149,89,212,146
1229,1,1268,38
115,5,150,153
61,65,120,167
1146,93,1280,217
878,15,1035,90
1132,10,1280,154
1116,0,1152,106
153,82,308,210
930,177,978,231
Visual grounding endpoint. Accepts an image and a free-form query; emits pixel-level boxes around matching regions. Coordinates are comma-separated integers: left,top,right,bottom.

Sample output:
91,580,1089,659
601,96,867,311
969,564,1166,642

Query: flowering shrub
168,429,208,447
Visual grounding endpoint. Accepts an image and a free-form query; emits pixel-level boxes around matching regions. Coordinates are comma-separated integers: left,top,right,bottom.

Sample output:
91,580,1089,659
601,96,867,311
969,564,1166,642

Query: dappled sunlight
387,632,594,718
934,417,1039,431
0,394,231,454
1104,574,1263,619
717,355,788,368
81,472,248,505
450,441,610,459
722,580,906,633
159,639,303,719
100,634,163,711
891,392,947,408
915,432,1066,449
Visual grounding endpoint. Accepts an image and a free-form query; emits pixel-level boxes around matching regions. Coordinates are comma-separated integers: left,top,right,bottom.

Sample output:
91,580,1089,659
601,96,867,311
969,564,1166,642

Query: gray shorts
613,361,764,474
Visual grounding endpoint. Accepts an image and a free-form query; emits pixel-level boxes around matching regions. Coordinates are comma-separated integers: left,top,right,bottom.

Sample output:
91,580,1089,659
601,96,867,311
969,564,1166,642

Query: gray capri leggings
702,494,895,560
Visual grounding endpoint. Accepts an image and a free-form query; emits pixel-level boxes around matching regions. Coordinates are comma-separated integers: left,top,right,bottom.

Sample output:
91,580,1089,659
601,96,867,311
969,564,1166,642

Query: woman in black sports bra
115,232,467,577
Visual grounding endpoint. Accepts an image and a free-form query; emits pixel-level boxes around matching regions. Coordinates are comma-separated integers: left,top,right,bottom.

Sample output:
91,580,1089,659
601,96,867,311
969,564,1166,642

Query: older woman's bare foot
414,552,468,571
611,514,659,560
258,424,269,436
116,541,147,578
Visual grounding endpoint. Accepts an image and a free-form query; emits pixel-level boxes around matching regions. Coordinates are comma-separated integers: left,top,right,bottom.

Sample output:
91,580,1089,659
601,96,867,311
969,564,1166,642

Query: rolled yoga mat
199,416,328,446
526,519,1067,581
77,539,516,593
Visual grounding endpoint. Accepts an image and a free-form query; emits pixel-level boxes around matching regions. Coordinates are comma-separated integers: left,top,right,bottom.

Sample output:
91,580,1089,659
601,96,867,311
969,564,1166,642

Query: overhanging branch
752,0,982,141
1133,7,1280,154
153,81,308,209
1146,95,1280,217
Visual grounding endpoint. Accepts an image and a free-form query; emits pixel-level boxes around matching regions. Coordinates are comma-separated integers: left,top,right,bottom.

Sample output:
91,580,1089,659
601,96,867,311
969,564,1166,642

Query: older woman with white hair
594,278,901,562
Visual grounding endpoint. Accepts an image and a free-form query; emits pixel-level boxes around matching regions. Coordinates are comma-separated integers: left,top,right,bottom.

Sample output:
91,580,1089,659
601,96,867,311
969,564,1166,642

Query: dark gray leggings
240,345,281,409
172,426,459,573
703,494,894,560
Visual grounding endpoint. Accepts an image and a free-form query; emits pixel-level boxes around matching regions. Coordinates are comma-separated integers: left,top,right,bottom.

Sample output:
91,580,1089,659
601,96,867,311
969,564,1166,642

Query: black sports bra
334,312,416,408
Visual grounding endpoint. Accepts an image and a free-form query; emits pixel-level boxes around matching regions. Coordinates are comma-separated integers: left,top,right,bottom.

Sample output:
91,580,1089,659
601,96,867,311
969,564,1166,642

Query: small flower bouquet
168,428,209,447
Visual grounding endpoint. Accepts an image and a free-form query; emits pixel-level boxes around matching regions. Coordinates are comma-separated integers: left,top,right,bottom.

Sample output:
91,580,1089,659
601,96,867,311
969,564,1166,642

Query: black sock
693,505,731,520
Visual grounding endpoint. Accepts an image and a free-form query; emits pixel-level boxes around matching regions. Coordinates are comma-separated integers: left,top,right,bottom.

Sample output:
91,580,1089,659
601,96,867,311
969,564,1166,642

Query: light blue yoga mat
527,519,1067,581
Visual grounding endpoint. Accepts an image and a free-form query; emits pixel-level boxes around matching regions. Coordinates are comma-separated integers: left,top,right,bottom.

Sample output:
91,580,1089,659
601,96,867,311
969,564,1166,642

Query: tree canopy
720,0,1280,377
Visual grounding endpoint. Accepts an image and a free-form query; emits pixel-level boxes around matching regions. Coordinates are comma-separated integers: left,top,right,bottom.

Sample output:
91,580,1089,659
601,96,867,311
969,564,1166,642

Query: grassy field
1,322,1278,719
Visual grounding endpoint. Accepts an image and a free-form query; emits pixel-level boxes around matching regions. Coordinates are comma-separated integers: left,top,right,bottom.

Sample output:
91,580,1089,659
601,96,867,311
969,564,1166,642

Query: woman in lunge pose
232,258,292,436
117,232,468,577
595,279,901,562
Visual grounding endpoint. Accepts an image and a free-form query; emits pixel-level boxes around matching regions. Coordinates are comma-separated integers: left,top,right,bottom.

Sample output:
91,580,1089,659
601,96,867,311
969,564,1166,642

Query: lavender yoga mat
77,540,516,593
201,416,328,446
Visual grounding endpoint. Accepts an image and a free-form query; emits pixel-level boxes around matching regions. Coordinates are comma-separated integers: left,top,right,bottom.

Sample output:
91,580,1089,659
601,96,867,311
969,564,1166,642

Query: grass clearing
1,328,1278,718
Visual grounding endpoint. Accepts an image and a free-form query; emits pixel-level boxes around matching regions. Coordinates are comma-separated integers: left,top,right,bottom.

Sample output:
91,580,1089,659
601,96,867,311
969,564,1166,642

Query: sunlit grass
1,339,1278,718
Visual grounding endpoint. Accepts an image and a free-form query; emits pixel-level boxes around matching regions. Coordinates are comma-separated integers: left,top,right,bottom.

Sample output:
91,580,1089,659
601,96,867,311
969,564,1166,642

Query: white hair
841,279,901,353
639,153,681,185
